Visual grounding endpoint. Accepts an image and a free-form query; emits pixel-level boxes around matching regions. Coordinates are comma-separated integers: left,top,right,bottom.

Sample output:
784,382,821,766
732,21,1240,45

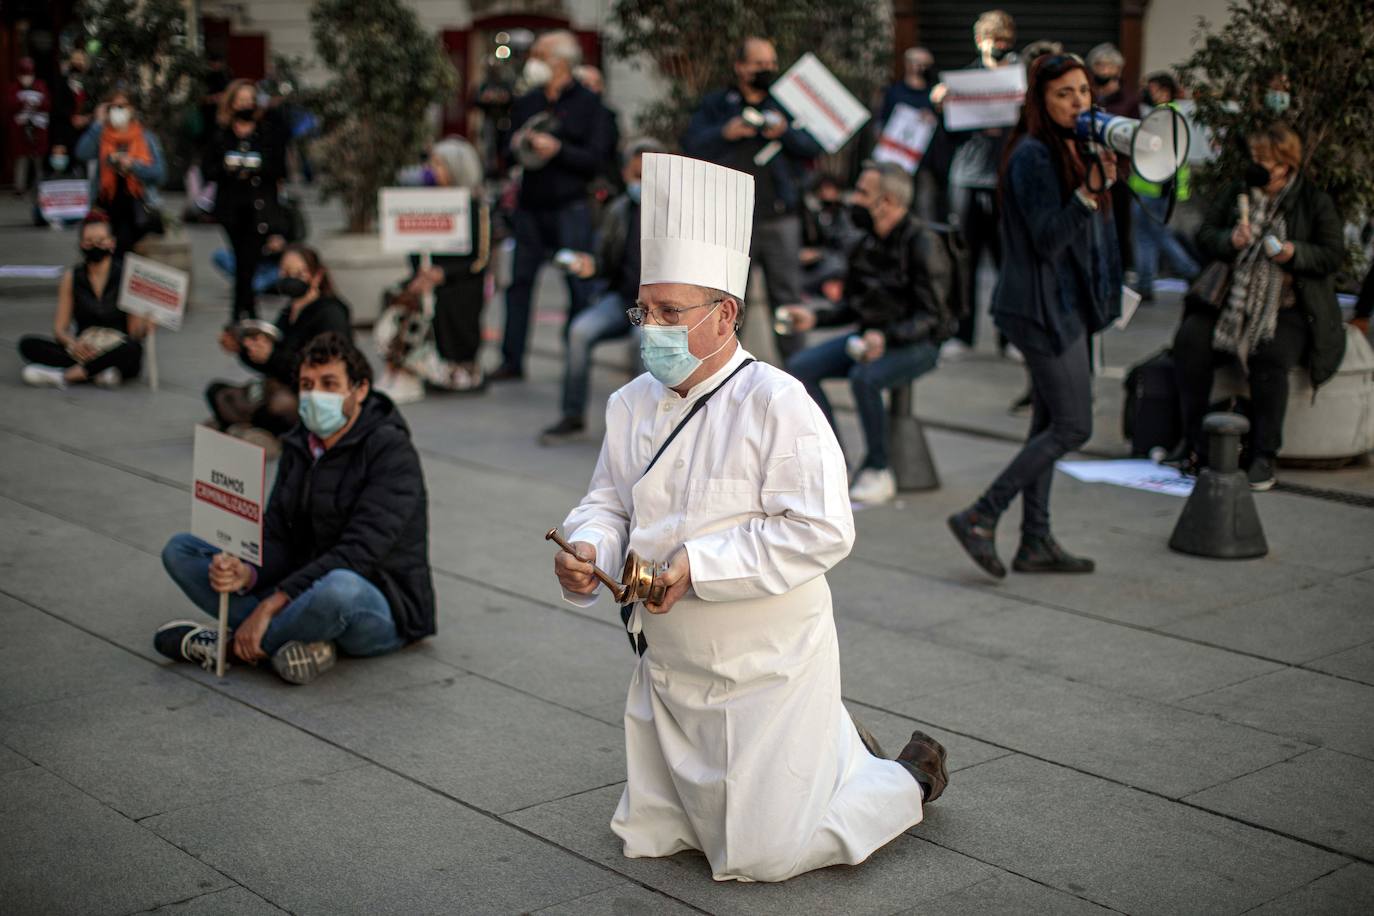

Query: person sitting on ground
206,244,352,445
19,212,149,389
1170,122,1344,491
540,136,663,445
157,332,435,685
783,160,954,505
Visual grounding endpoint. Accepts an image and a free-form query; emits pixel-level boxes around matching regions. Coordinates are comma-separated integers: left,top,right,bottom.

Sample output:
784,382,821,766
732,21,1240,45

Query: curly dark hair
295,331,372,387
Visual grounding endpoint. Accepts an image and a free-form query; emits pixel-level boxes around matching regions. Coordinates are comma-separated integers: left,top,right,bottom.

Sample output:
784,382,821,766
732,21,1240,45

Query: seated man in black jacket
784,161,953,504
156,332,434,684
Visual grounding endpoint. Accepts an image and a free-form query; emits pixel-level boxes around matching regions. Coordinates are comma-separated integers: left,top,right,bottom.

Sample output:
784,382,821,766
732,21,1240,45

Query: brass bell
546,528,665,605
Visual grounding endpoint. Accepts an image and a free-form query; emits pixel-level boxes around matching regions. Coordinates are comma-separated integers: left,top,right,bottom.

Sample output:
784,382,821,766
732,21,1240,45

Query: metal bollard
889,385,940,492
1168,412,1268,558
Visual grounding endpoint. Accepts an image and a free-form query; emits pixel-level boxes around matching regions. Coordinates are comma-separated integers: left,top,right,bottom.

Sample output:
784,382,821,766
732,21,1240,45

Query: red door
227,34,267,83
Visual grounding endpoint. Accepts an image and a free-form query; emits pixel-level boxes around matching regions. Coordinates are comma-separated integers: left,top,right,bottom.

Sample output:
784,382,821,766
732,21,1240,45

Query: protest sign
379,187,472,255
940,67,1028,131
192,425,267,677
770,53,870,154
872,104,937,174
37,179,90,222
118,253,188,331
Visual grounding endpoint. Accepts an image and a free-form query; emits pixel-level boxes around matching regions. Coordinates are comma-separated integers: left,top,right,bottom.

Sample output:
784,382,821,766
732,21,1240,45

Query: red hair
1002,54,1111,210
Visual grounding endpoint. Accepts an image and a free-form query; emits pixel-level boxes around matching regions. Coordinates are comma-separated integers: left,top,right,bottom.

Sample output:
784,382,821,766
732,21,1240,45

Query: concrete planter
311,231,409,328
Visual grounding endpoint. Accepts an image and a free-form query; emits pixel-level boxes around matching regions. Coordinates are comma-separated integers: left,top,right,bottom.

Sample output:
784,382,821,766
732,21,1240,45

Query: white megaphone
1075,107,1191,184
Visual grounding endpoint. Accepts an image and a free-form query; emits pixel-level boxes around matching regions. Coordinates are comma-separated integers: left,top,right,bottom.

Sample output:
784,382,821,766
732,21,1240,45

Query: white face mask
523,57,554,88
108,106,131,130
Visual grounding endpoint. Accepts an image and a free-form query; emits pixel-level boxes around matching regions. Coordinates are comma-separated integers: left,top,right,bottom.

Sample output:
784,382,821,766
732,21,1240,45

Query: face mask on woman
233,107,257,123
81,245,112,263
1264,90,1291,114
1245,161,1274,188
50,153,70,173
108,106,132,130
272,276,311,299
639,301,730,388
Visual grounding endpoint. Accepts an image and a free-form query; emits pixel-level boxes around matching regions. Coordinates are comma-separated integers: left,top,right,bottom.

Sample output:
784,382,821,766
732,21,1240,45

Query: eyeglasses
626,298,724,327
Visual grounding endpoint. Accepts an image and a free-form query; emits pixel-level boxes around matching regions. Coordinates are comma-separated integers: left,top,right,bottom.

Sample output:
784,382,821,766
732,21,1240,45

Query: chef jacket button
661,403,672,412
675,459,684,468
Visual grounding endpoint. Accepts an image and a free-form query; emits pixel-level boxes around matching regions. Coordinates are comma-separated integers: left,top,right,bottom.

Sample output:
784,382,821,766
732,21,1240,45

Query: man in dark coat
156,332,435,684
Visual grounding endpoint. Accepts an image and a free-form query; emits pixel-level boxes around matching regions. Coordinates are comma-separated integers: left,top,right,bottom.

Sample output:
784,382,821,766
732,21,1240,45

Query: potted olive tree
306,0,457,325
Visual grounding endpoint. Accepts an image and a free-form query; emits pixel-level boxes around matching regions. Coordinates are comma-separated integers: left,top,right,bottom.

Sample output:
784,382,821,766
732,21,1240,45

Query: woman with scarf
947,53,1121,579
74,87,166,253
1170,123,1344,490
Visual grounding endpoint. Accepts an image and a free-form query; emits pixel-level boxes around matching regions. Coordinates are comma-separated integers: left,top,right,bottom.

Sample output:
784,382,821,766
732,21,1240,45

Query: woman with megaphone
1169,122,1344,491
948,53,1122,579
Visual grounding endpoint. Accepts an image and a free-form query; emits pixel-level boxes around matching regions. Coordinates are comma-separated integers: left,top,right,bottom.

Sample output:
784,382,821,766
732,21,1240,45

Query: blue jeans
786,334,940,470
212,248,281,295
561,291,637,419
161,533,405,657
502,201,595,371
1132,195,1199,294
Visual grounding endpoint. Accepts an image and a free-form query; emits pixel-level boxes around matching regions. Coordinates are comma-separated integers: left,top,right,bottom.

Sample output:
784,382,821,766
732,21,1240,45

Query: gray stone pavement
1,193,1372,915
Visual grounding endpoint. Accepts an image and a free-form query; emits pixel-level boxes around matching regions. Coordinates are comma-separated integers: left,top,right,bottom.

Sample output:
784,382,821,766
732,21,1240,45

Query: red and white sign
940,66,1028,131
770,53,870,155
873,104,937,174
117,253,188,331
37,179,90,221
379,187,472,254
192,426,266,566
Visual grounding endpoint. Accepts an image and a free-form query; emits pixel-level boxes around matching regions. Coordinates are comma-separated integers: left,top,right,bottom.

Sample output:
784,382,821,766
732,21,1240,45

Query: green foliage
78,0,205,143
610,0,890,163
308,0,458,232
1180,0,1374,241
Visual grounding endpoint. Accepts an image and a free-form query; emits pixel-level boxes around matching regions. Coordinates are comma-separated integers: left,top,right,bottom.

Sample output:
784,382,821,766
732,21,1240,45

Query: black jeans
974,324,1092,537
1172,305,1309,459
752,214,806,359
226,224,263,321
502,200,594,372
951,187,1001,347
433,271,485,364
19,335,144,380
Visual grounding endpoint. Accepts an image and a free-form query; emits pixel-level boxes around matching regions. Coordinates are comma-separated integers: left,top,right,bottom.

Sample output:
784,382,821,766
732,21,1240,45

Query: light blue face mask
50,154,69,172
298,390,350,437
640,301,730,388
626,182,641,204
1264,90,1290,114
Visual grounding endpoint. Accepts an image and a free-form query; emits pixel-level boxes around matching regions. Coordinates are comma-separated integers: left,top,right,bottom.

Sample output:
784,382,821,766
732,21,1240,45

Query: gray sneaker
271,640,337,685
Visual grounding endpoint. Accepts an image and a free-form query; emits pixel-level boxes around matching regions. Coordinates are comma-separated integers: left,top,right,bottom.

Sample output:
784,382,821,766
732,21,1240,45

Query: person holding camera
206,245,353,446
682,36,823,359
948,54,1122,578
158,332,435,685
494,30,617,381
19,212,148,388
73,87,165,254
203,78,288,322
1169,122,1344,491
783,162,953,504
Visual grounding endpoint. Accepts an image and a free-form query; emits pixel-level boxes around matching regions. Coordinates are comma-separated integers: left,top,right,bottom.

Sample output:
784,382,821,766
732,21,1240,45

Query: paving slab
919,754,1346,915
143,886,286,915
1178,667,1374,760
915,666,1310,797
289,673,627,814
903,870,1114,915
0,676,360,819
1183,748,1374,859
843,701,1011,774
1162,577,1374,664
834,617,1004,714
531,882,701,915
1245,862,1374,916
0,766,231,916
826,558,1025,633
146,764,622,916
923,603,1281,703
0,741,32,772
507,782,997,915
1307,641,1374,685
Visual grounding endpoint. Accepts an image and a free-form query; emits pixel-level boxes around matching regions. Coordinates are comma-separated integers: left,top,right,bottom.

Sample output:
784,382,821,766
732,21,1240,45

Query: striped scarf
1213,184,1290,366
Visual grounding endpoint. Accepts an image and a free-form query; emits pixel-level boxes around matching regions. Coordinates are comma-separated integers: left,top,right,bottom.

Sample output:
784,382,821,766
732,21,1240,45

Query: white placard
379,187,472,254
37,179,90,221
872,104,937,174
192,426,267,566
117,253,188,331
940,67,1028,131
769,53,870,154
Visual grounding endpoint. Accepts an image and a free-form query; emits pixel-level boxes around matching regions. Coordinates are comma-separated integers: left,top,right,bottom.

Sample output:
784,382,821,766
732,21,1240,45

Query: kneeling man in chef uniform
553,153,949,883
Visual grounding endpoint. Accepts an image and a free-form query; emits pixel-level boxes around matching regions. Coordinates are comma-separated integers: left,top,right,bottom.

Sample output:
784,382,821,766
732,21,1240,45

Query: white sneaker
22,365,67,388
939,339,971,362
849,468,897,504
376,368,425,405
1002,343,1025,364
93,367,122,388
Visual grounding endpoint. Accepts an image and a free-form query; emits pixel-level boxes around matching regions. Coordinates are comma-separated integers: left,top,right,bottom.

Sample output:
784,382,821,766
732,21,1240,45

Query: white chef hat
639,153,755,299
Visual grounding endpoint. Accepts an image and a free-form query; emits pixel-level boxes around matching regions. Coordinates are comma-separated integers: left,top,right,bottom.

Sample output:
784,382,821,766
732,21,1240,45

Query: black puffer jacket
258,392,435,641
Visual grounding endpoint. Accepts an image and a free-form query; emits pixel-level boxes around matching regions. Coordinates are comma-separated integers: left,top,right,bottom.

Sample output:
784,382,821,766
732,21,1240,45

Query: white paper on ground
0,264,66,279
1056,459,1195,497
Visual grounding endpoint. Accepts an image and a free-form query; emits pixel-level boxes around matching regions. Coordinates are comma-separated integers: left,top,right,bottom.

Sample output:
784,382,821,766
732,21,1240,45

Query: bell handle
545,528,627,601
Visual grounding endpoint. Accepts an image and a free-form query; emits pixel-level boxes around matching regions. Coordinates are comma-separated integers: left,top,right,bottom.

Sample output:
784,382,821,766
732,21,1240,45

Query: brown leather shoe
897,730,948,802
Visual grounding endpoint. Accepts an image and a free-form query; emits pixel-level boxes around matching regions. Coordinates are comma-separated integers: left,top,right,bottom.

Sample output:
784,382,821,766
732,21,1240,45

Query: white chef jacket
562,344,924,882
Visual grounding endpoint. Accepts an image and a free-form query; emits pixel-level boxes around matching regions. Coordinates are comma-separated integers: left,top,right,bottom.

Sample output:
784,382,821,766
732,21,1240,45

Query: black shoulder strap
642,358,756,479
